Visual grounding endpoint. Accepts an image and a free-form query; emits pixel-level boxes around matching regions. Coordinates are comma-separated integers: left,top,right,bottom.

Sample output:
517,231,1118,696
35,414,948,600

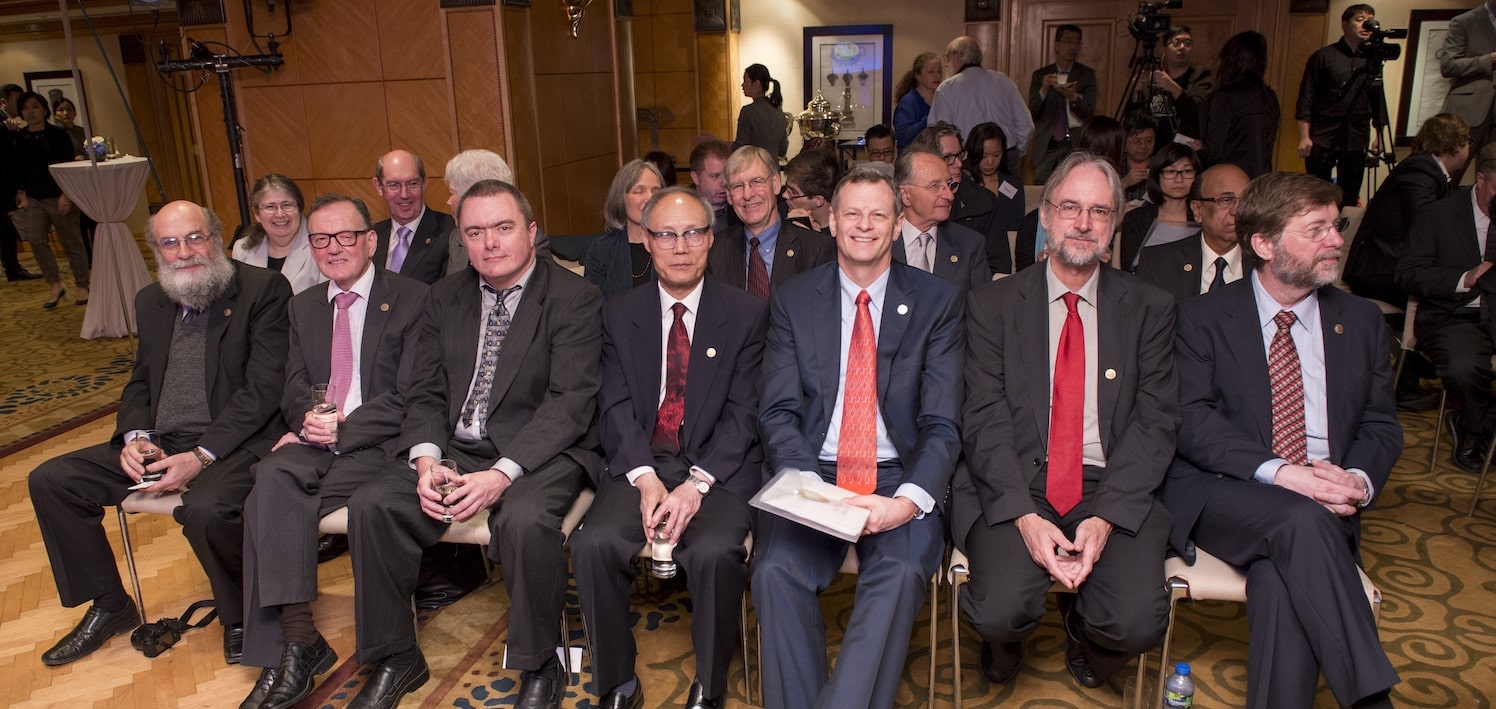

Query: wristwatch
191,447,214,469
688,472,712,495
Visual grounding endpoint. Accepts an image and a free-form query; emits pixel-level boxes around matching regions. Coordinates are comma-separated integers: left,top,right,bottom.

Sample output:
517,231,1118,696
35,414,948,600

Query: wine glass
310,383,339,444
137,430,164,483
432,458,460,524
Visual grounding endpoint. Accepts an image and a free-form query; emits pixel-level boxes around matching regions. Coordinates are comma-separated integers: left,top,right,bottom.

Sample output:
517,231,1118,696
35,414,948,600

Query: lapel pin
950,255,959,263
381,303,391,312
223,308,232,317
707,347,717,358
423,237,431,244
897,304,909,315
1334,324,1344,334
786,249,795,257
1183,263,1193,272
1105,368,1117,380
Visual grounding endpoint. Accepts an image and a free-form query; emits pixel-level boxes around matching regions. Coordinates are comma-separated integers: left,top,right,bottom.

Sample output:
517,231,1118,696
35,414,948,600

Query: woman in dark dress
1120,143,1201,270
1200,31,1280,178
583,159,665,300
13,91,90,308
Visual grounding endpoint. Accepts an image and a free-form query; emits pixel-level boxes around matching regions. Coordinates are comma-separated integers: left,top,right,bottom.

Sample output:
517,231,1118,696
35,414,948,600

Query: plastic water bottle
1163,662,1195,708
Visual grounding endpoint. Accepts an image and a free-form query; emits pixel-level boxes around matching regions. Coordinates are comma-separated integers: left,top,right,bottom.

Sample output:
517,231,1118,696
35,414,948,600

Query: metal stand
1115,36,1174,134
1361,56,1396,197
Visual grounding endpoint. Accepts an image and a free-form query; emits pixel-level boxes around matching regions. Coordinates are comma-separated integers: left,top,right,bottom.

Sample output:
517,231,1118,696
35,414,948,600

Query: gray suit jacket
403,258,603,474
281,267,431,455
952,264,1179,546
1440,6,1496,126
892,221,991,292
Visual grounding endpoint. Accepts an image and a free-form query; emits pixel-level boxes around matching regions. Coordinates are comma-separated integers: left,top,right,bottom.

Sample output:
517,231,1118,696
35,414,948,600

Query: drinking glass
137,430,164,483
432,458,460,524
310,383,339,443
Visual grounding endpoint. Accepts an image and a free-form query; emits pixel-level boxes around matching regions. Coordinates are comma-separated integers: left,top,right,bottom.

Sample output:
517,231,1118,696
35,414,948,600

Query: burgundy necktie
1047,292,1083,515
747,237,770,299
652,302,690,451
837,290,877,494
1269,311,1309,465
329,291,359,411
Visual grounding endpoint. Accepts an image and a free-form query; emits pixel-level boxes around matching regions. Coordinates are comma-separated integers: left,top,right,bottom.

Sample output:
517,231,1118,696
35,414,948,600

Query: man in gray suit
1028,24,1099,182
238,194,430,708
893,148,991,292
1440,0,1496,183
347,179,602,709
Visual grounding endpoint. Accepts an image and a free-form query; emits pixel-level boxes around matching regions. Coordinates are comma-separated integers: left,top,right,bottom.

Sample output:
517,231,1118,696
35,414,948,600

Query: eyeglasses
905,179,957,194
257,201,298,215
1282,216,1350,243
941,151,966,166
1168,38,1194,48
157,232,214,251
1197,194,1239,210
309,230,371,249
1160,168,1196,180
727,176,771,195
380,179,424,194
866,147,896,159
780,186,807,200
1044,199,1116,222
647,227,711,249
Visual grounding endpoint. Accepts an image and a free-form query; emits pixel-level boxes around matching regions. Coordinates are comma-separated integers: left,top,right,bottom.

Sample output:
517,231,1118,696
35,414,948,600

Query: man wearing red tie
952,152,1178,690
753,167,964,709
705,146,833,299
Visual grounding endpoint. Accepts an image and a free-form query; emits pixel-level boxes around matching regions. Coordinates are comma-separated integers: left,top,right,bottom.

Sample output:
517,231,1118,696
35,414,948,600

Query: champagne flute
310,383,339,444
137,430,164,483
432,458,460,524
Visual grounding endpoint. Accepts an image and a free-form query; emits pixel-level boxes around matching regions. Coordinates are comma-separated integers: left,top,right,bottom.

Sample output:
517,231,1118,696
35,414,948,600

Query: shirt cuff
1347,467,1375,506
492,457,525,481
1456,272,1474,294
894,483,936,518
195,445,217,461
625,466,656,485
689,465,716,485
408,442,441,468
1254,458,1288,484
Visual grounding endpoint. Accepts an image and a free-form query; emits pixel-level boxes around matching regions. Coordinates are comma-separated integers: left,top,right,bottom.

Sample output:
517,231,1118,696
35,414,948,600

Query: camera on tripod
1360,20,1406,62
1128,0,1182,42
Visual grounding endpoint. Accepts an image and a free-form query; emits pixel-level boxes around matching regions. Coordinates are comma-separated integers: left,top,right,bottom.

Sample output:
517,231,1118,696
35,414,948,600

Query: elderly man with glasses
1135,163,1251,301
705,146,834,299
891,146,991,292
371,149,456,286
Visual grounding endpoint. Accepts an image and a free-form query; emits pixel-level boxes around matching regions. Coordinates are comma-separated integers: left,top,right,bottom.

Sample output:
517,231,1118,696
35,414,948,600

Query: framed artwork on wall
802,24,893,140
1396,9,1460,146
24,70,88,133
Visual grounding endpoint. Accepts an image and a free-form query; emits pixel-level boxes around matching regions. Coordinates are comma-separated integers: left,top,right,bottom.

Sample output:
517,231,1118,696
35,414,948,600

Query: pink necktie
388,226,412,272
329,291,359,411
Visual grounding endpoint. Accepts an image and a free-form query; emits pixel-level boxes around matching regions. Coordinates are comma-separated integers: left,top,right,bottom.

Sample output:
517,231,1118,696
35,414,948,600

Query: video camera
1128,0,1182,43
1360,19,1406,62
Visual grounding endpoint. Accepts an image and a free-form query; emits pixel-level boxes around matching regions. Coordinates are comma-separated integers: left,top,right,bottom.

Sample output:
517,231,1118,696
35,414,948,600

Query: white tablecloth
49,156,153,339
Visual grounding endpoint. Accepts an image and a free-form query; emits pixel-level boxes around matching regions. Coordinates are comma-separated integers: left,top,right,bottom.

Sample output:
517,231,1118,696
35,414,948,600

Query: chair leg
950,568,967,709
1430,390,1447,474
1156,579,1189,707
1132,649,1149,708
1471,433,1496,517
740,597,753,706
114,507,146,622
927,575,938,709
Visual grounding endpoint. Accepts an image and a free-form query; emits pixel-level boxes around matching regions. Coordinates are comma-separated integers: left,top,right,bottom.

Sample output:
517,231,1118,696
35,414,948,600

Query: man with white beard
29,200,292,668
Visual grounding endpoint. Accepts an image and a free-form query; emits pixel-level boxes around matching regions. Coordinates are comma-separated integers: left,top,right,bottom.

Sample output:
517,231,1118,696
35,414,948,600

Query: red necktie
652,302,690,451
1047,292,1083,516
1269,311,1309,465
837,290,877,494
747,236,770,299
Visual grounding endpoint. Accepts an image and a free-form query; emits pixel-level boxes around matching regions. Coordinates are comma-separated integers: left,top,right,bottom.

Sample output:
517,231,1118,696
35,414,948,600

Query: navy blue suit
752,261,964,709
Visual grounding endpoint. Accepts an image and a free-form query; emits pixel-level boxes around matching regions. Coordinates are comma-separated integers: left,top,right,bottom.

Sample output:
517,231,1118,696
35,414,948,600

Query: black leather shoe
316,534,349,563
239,666,280,709
1062,605,1104,689
261,635,337,709
684,680,720,709
348,651,430,709
41,603,141,666
978,640,1024,684
6,269,38,281
224,623,245,665
514,661,563,709
599,680,644,709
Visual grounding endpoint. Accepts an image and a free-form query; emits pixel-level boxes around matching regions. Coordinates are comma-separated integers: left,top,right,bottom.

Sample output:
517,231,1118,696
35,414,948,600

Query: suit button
1032,458,1041,467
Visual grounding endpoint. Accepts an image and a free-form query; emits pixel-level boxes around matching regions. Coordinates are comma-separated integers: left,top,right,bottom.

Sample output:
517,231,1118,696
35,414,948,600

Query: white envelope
749,467,870,543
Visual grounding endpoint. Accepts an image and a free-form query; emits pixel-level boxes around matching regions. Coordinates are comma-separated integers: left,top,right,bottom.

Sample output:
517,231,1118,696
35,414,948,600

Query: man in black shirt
1296,3,1384,207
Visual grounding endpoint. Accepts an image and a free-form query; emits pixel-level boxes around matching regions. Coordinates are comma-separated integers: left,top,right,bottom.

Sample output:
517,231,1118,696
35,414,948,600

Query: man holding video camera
1296,3,1386,208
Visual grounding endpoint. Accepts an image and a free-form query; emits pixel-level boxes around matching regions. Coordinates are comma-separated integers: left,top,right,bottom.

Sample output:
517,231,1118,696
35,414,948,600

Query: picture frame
24,70,88,133
1396,9,1461,146
803,24,893,141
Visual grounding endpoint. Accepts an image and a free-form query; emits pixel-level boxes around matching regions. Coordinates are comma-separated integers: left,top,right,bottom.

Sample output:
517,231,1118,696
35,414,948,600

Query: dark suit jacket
952,265,1178,546
1027,61,1099,167
1199,80,1280,179
707,219,834,294
373,207,457,286
1396,188,1484,322
1133,235,1209,303
582,229,635,301
949,179,1015,275
118,261,291,459
597,277,770,500
403,258,604,474
892,221,991,292
1159,277,1402,561
282,267,431,455
1345,154,1451,305
759,262,965,504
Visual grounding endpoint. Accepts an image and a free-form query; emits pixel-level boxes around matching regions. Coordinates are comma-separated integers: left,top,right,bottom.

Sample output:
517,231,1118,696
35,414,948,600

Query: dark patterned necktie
1269,310,1309,465
836,290,877,494
652,302,690,451
1047,292,1083,516
461,284,522,427
747,237,770,299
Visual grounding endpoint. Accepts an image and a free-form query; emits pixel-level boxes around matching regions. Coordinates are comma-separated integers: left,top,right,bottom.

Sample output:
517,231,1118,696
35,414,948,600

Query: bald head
1193,164,1251,254
946,36,982,71
373,149,429,223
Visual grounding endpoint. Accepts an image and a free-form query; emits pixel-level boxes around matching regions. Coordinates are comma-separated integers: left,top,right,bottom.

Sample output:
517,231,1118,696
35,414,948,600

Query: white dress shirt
1455,187,1489,307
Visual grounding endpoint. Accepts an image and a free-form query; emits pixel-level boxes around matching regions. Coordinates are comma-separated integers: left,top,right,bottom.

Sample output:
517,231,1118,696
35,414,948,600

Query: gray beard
159,251,234,311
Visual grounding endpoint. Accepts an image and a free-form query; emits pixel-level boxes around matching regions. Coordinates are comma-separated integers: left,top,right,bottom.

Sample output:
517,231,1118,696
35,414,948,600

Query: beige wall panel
304,179,380,208
655,70,699,128
532,0,611,73
377,0,446,81
305,83,391,178
534,76,572,168
1278,14,1329,174
656,127,697,163
385,79,457,175
241,85,313,180
541,164,573,234
633,16,655,74
617,19,639,161
697,33,731,140
655,0,690,13
501,6,542,203
566,153,618,234
426,179,453,213
636,72,658,114
228,2,303,89
297,0,383,85
651,12,693,74
450,9,509,157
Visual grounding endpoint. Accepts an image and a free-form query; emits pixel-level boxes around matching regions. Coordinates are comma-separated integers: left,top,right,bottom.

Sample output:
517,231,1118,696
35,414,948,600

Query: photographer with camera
1295,3,1387,208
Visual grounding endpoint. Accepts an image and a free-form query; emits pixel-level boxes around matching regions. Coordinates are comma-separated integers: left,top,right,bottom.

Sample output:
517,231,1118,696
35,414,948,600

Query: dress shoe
43,287,65,309
684,680,720,709
1062,604,1104,689
513,661,563,709
599,680,644,709
224,623,245,665
260,635,337,709
348,650,429,709
41,603,141,666
978,640,1024,684
239,666,280,709
6,269,37,281
316,533,349,563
